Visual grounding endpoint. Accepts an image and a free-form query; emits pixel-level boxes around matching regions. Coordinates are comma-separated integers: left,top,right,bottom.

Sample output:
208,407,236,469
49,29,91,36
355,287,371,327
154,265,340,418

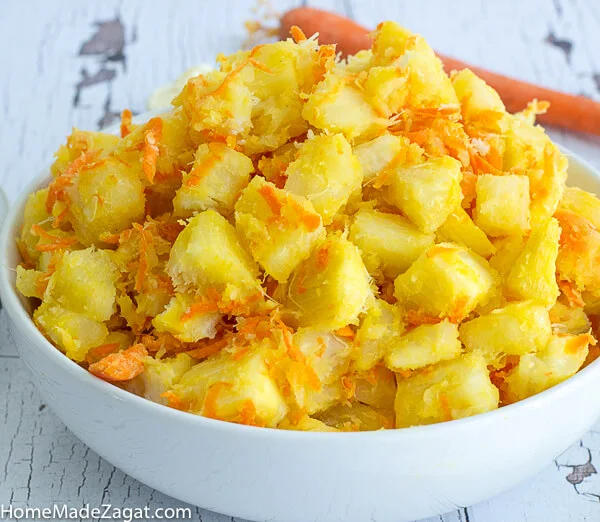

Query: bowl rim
2,132,599,440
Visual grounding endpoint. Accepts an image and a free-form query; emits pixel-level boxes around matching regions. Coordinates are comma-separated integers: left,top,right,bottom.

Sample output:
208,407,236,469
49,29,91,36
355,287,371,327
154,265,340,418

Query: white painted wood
0,1,599,521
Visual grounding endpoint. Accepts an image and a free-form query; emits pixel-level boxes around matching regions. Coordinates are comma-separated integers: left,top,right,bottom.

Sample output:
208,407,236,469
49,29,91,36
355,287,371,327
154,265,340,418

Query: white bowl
2,145,600,522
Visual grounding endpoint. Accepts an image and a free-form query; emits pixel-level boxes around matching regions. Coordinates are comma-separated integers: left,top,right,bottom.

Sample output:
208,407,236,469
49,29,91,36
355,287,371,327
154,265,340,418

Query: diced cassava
549,301,590,335
474,174,530,237
19,188,51,262
504,333,591,403
437,207,495,258
351,365,397,411
67,156,145,246
170,340,288,427
459,301,552,362
385,156,463,233
505,217,560,306
349,208,435,279
354,298,404,371
285,234,372,329
560,187,600,230
386,320,462,371
302,70,388,141
278,415,337,432
315,402,394,431
15,266,44,299
167,210,261,303
394,243,498,322
489,235,527,279
234,176,325,282
284,133,363,224
44,248,118,322
173,142,253,217
152,293,221,342
394,352,498,427
142,353,194,404
293,329,352,385
353,133,407,184
34,302,108,362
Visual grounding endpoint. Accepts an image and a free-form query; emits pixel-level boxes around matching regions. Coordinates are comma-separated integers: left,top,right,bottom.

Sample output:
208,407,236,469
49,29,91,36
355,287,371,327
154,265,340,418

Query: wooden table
1,1,599,520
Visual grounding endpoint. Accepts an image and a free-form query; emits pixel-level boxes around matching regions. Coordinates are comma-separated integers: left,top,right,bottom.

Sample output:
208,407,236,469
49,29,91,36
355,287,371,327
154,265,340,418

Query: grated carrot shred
290,25,307,42
120,109,133,138
203,382,232,419
181,301,219,322
316,243,330,270
142,117,163,184
86,342,121,363
259,184,284,216
89,343,147,382
334,326,355,339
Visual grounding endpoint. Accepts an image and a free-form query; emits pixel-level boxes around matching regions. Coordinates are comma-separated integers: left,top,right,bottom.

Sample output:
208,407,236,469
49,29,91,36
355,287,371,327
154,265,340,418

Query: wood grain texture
0,1,599,521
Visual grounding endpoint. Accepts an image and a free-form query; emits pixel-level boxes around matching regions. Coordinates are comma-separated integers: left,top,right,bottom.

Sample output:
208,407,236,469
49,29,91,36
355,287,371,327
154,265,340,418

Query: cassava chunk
351,365,397,411
15,266,45,299
19,189,51,262
173,142,253,217
560,187,600,230
284,133,363,224
65,156,145,246
394,243,498,323
44,248,118,322
394,352,498,428
503,115,567,226
385,156,463,233
459,301,552,362
315,402,394,431
385,320,462,371
349,208,434,279
285,234,371,329
353,133,407,184
437,207,495,258
235,176,325,282
489,235,527,279
504,334,592,403
549,301,590,335
371,22,459,108
474,174,530,237
302,70,388,141
152,293,221,342
505,217,560,306
353,298,404,371
34,302,108,362
293,329,352,385
167,210,261,303
142,353,194,404
169,340,288,427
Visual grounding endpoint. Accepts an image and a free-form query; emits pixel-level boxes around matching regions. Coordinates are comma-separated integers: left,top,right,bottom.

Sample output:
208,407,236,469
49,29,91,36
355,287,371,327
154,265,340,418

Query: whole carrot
280,7,600,136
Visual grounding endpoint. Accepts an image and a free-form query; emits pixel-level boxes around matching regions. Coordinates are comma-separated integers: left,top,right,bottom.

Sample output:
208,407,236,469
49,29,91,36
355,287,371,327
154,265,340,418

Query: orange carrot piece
120,109,133,138
89,343,148,382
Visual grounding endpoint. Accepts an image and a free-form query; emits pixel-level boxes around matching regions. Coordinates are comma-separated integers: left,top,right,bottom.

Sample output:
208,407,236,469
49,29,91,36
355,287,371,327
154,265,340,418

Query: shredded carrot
120,109,133,138
203,382,232,419
249,57,274,75
89,343,147,382
160,391,185,410
315,337,326,358
31,224,78,252
142,117,163,184
238,399,262,426
185,338,229,360
86,342,121,363
341,375,356,399
565,334,594,355
558,279,585,308
185,143,224,186
316,243,330,270
181,301,219,322
290,25,307,42
334,326,355,339
259,184,284,216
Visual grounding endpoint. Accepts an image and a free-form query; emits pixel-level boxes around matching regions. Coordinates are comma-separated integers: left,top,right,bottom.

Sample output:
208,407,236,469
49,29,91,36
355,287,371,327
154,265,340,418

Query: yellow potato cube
353,133,407,184
459,301,552,361
354,298,405,371
285,234,372,330
284,133,363,224
152,293,221,342
234,177,325,282
349,208,435,279
505,217,560,306
394,243,498,322
451,69,506,132
503,115,567,225
385,156,463,233
170,340,288,427
167,210,262,303
436,207,496,258
302,70,388,141
34,302,108,362
142,353,195,405
504,333,591,403
67,156,145,246
315,402,394,431
385,320,462,371
44,248,118,322
560,187,600,230
19,188,51,262
474,174,530,237
394,352,498,428
173,142,253,217
351,365,397,411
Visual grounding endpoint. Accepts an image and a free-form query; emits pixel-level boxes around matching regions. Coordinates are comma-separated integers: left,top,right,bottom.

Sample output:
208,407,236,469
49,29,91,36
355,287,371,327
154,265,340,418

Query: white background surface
1,1,599,520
